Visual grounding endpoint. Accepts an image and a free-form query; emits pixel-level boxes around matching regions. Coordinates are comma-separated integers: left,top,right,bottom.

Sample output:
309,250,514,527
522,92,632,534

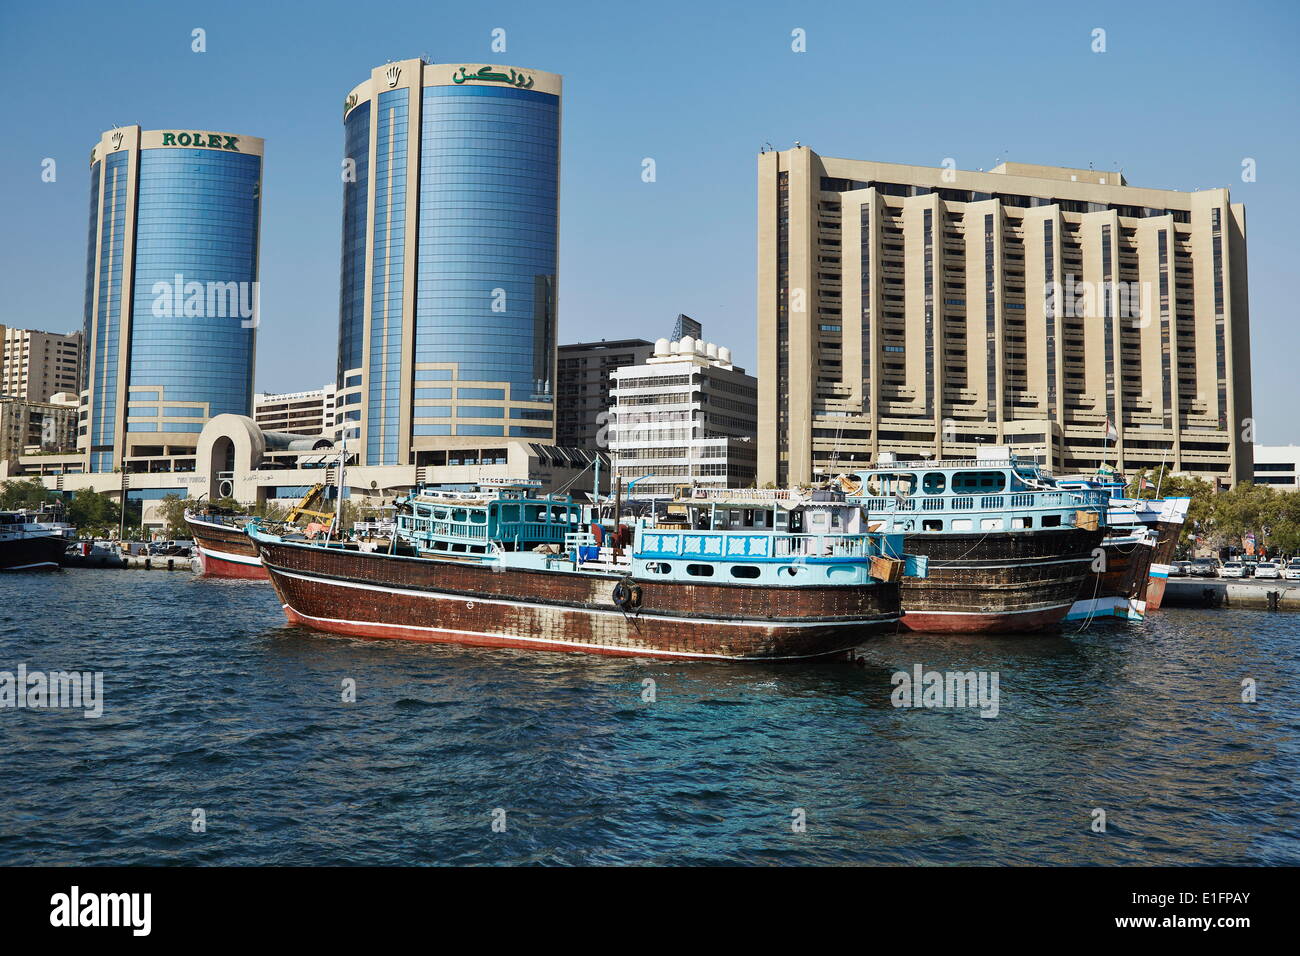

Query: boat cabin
395,479,584,558
844,449,1107,534
631,487,892,587
0,510,74,539
667,487,864,536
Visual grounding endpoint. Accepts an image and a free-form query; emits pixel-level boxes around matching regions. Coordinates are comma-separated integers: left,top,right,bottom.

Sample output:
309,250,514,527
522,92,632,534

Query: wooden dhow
841,451,1109,633
249,483,916,661
1056,473,1191,620
185,508,269,579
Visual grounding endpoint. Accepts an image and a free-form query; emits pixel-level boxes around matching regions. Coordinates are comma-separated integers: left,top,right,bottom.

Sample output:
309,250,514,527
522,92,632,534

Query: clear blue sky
2,0,1297,441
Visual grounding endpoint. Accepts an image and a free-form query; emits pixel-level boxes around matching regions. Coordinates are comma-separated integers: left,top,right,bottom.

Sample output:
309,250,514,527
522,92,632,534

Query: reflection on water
1,571,1296,864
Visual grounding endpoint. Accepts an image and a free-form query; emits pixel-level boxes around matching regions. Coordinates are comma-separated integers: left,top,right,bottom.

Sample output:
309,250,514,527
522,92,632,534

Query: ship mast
333,432,347,539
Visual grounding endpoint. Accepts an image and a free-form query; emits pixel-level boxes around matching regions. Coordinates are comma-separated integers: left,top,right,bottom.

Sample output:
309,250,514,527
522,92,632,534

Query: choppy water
1,569,1297,865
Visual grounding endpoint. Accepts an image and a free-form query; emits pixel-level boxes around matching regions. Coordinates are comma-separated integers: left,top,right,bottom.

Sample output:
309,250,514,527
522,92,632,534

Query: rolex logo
111,131,123,150
385,64,401,87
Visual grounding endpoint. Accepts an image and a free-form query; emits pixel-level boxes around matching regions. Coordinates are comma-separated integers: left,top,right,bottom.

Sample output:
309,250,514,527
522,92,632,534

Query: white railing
771,533,878,559
353,520,395,536
684,487,799,501
854,487,1107,514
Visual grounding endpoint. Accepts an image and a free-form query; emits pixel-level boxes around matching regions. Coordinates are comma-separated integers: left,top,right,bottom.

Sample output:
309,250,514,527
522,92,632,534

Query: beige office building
1,326,82,402
757,147,1253,487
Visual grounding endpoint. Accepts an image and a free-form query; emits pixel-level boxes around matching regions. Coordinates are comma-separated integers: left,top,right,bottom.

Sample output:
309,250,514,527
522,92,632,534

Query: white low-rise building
609,337,757,499
253,384,337,437
1252,444,1300,490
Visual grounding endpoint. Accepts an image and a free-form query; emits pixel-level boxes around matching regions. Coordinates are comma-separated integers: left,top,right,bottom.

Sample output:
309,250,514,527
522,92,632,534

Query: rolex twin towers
78,59,1253,485
79,59,561,473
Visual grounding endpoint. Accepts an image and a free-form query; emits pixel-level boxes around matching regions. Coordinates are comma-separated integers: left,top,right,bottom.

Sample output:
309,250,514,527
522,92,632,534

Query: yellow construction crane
285,483,335,525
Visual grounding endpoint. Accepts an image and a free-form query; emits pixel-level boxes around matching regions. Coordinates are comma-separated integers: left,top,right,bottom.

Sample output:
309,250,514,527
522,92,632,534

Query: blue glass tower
337,61,560,466
80,126,263,473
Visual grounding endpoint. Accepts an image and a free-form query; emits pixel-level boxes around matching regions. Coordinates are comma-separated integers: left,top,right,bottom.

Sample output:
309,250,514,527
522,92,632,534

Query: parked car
1241,556,1259,577
1284,561,1300,582
148,540,192,557
1190,557,1220,578
1255,561,1282,580
1169,561,1192,577
1221,562,1247,579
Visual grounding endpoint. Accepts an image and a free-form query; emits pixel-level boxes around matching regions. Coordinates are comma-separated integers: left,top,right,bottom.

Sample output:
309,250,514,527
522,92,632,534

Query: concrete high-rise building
253,384,337,437
610,336,757,499
758,147,1253,487
556,338,654,449
80,125,263,474
336,60,561,467
0,326,82,401
0,394,78,465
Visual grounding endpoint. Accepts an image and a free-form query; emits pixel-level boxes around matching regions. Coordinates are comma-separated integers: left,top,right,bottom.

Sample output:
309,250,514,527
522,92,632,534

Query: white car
1220,562,1247,579
1284,562,1300,581
1254,561,1282,580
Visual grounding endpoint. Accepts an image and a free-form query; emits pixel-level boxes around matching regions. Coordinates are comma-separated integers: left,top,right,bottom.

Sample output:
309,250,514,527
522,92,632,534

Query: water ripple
0,569,1296,864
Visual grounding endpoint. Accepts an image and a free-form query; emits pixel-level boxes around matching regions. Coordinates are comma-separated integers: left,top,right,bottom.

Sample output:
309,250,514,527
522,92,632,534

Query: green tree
0,478,58,510
66,488,121,538
157,494,190,539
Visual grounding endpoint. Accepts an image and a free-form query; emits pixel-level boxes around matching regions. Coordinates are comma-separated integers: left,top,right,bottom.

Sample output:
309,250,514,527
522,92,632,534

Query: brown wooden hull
1069,529,1155,621
897,527,1107,633
1144,518,1183,611
185,514,268,580
253,534,902,660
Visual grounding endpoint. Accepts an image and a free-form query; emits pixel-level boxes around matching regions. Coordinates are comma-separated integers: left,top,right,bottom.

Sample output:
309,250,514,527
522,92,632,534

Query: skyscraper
758,147,1253,486
336,59,562,467
80,125,263,473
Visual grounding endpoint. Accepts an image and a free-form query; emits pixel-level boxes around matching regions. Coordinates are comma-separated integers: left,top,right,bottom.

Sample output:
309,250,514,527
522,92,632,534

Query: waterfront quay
1164,577,1300,610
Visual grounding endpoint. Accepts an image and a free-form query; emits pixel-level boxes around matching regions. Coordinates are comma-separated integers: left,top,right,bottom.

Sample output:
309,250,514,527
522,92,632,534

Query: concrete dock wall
1163,579,1300,610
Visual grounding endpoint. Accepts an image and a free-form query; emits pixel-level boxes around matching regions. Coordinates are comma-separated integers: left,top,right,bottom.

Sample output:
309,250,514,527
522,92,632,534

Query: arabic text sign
452,66,535,90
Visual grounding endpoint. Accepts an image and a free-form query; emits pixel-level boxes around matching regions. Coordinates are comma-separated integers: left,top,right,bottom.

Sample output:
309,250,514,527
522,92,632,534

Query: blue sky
2,0,1297,442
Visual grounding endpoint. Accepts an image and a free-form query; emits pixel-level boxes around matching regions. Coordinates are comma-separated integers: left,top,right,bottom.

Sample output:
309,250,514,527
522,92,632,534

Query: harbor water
1,569,1297,865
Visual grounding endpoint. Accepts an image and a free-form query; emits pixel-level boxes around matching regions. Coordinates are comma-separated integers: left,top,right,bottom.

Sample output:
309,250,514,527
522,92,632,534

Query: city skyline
3,0,1297,446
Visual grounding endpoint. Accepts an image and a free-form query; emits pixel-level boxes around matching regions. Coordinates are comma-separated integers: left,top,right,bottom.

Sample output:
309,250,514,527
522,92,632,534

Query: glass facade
88,152,129,473
341,71,561,465
337,101,370,385
129,148,260,425
82,135,262,473
366,89,409,465
81,160,101,395
415,85,558,409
